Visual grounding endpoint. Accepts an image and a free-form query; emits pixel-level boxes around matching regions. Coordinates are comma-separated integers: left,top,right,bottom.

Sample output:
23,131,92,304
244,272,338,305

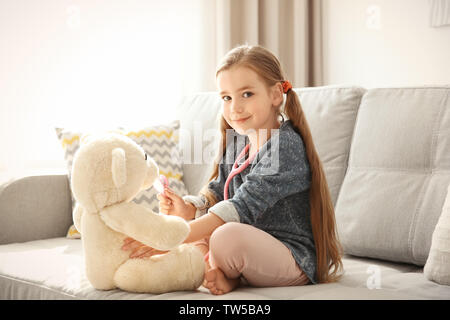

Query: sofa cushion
1,237,448,299
336,87,450,266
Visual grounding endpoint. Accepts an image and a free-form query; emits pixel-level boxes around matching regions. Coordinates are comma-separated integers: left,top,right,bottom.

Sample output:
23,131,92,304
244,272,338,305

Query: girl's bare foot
203,267,240,295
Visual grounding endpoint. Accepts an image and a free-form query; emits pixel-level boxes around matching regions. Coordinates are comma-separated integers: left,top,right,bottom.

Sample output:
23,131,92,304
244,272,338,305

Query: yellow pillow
55,120,188,239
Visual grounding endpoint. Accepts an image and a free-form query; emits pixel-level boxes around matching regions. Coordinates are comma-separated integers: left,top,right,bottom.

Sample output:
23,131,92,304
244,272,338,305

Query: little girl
122,44,344,295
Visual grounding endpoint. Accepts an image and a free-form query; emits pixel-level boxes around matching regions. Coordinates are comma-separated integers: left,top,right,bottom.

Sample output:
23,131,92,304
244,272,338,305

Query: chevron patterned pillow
55,120,188,239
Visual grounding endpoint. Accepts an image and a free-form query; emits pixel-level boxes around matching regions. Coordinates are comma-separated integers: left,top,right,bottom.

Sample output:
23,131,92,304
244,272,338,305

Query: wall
322,0,450,88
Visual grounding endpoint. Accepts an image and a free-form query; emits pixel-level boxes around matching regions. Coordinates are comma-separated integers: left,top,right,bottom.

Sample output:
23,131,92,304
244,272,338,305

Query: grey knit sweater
183,120,317,284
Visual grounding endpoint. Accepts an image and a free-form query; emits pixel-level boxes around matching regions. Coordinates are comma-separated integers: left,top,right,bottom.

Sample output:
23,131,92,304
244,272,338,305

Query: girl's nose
230,101,243,113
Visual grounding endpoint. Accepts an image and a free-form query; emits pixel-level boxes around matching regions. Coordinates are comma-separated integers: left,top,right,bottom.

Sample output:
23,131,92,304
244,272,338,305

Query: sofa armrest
0,174,72,244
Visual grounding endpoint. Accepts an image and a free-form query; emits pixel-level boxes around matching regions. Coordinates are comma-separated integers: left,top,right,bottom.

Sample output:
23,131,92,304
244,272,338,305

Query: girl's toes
211,288,221,295
203,280,212,289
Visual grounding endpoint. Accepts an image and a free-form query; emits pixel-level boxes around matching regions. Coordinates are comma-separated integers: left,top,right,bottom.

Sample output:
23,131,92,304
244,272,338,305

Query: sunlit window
0,0,203,175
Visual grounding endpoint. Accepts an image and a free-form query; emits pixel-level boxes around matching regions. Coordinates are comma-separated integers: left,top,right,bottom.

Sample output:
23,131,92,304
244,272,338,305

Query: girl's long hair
198,44,343,283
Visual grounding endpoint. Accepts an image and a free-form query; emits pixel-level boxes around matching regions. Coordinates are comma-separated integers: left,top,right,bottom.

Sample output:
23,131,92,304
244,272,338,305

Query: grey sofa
1,85,449,300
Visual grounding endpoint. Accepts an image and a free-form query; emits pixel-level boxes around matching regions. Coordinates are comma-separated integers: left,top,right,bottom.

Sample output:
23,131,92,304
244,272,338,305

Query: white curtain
429,0,450,27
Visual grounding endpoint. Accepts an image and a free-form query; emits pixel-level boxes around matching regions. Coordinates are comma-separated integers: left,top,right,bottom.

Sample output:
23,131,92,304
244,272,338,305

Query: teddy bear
70,133,205,293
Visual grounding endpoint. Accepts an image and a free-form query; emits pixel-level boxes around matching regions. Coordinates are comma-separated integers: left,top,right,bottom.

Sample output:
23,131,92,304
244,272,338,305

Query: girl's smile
233,115,252,123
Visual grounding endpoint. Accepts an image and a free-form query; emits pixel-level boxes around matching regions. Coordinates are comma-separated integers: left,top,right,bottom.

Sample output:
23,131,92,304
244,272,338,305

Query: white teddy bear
70,133,205,293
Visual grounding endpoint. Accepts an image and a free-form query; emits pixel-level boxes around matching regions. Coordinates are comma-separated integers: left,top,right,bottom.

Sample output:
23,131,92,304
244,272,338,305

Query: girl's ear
271,82,284,108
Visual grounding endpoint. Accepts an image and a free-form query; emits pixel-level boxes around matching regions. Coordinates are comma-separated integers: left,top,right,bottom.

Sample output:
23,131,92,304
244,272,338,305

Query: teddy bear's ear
80,133,93,145
111,148,127,188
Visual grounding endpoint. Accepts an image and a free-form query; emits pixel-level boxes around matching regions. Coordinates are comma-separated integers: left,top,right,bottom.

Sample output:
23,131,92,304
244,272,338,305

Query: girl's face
217,65,283,136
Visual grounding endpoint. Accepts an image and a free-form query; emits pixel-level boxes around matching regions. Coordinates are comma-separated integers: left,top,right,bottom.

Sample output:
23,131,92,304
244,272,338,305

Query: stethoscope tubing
223,143,259,200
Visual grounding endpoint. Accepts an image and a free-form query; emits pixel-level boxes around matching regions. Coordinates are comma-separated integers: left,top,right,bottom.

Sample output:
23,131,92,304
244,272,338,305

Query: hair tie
282,80,292,94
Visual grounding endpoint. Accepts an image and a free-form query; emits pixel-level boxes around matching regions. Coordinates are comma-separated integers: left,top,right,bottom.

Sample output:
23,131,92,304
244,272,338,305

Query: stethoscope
223,143,259,200
156,144,258,204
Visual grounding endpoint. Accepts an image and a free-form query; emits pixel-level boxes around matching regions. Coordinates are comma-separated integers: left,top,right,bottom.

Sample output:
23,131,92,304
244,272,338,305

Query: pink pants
196,222,311,287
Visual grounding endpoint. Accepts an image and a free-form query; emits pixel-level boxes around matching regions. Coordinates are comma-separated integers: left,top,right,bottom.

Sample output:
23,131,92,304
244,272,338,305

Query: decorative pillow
424,183,450,285
55,120,188,239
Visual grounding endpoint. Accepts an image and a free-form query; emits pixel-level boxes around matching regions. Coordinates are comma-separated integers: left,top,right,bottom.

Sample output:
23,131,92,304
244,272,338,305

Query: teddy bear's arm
99,202,190,251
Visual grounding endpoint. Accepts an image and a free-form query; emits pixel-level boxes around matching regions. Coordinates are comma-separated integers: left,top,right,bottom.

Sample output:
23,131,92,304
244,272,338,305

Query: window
0,0,204,175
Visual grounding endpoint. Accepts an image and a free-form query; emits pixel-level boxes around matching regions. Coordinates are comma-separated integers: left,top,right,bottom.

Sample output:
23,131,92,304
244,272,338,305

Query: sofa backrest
176,85,450,267
294,86,366,205
176,92,223,196
336,86,450,266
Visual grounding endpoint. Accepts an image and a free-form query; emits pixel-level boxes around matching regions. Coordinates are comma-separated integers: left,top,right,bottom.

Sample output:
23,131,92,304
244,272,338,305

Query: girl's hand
157,187,196,220
121,237,168,259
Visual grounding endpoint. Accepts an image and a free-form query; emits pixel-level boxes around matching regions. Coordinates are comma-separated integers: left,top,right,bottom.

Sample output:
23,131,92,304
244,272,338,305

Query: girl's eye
222,92,252,101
